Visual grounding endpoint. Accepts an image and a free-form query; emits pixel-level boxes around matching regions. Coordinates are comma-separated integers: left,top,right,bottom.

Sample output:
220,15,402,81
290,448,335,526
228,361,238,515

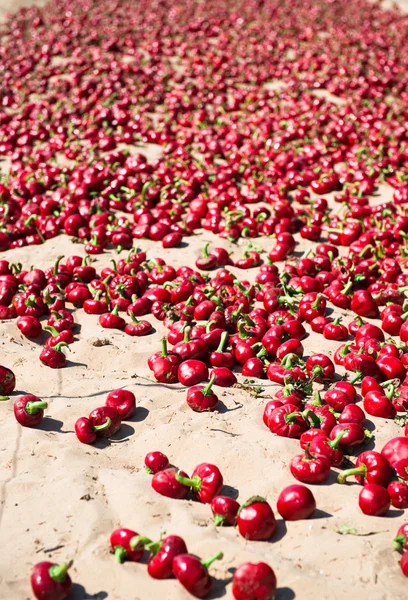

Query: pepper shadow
276,587,296,600
386,508,405,518
312,508,333,519
71,583,108,599
129,406,149,422
207,575,232,599
216,400,243,414
38,417,65,432
67,360,88,368
221,484,239,500
271,519,287,543
93,423,135,447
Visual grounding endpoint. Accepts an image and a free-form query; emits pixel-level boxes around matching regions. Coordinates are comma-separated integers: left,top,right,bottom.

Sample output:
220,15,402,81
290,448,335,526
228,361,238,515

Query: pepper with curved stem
173,551,224,598
14,395,48,427
176,463,223,503
31,561,73,600
130,534,188,579
338,450,392,486
110,528,144,564
75,416,112,444
186,374,218,412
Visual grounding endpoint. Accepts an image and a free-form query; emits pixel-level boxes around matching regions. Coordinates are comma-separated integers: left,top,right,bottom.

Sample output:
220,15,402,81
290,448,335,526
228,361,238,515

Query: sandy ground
1,1,408,600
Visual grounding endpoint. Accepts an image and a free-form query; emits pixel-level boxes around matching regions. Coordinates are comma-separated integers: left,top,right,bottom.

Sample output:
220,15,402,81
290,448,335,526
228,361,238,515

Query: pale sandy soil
1,1,408,600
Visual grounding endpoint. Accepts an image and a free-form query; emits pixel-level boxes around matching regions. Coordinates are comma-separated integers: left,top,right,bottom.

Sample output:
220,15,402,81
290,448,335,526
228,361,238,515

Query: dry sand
1,1,408,600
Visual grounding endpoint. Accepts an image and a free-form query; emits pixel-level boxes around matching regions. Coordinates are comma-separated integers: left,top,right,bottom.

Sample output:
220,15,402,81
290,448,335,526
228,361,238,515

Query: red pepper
350,289,379,318
187,374,218,412
290,452,330,483
39,342,69,368
44,325,74,347
363,387,396,419
211,495,240,526
324,388,353,412
176,463,223,503
323,317,348,341
110,528,144,563
309,429,347,466
393,523,408,551
388,481,408,509
173,551,223,598
195,243,218,270
401,553,408,577
329,423,366,448
267,404,310,439
14,395,48,427
209,331,234,368
89,406,121,437
75,416,113,444
83,290,109,314
232,562,277,600
152,468,190,499
178,360,208,386
358,483,390,516
125,311,153,336
210,366,237,387
148,338,181,370
31,561,72,600
144,451,169,474
105,389,136,420
305,354,335,382
338,404,366,425
47,309,74,332
17,315,42,338
152,357,178,384
338,451,392,486
382,437,408,466
276,484,316,520
0,365,16,398
133,534,188,578
237,496,276,541
99,305,126,329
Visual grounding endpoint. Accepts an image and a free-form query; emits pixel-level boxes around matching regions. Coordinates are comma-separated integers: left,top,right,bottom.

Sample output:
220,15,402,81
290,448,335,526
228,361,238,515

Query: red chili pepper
290,451,330,483
363,386,396,419
388,481,408,509
400,553,408,577
232,562,277,600
329,423,366,448
276,484,316,520
39,342,69,368
152,357,179,384
89,406,121,437
173,551,223,598
83,290,109,314
124,311,153,336
338,450,392,486
0,365,16,398
47,309,74,332
17,315,42,338
324,388,354,412
305,354,335,382
75,416,113,444
237,496,276,541
178,359,209,386
382,437,408,466
267,404,310,439
210,366,237,387
393,523,408,551
323,317,348,341
176,463,223,503
110,528,144,563
14,395,48,427
144,451,169,474
31,561,72,600
358,483,390,516
105,389,136,420
196,243,218,270
337,404,366,425
133,534,188,578
99,305,126,329
350,289,379,318
44,325,74,347
186,374,218,412
148,338,181,370
151,468,190,499
211,495,240,526
309,429,347,466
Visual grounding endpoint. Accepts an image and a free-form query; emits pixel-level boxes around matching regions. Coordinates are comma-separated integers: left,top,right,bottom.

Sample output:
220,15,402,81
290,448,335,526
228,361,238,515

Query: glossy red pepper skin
309,430,345,467
237,496,276,541
178,360,209,386
400,552,408,577
329,423,366,448
232,562,277,600
388,481,408,509
152,357,178,383
305,354,335,382
187,375,218,411
268,404,309,439
31,561,72,600
17,315,42,337
338,404,366,425
176,463,223,503
359,483,390,516
290,452,330,483
363,390,396,419
210,366,237,387
173,552,223,598
89,406,121,437
75,417,97,444
44,326,74,347
110,528,144,563
143,535,188,579
144,451,169,474
39,343,68,368
382,437,408,466
14,395,48,427
338,451,392,486
276,485,316,520
152,468,190,499
105,389,136,420
211,496,240,526
0,365,16,395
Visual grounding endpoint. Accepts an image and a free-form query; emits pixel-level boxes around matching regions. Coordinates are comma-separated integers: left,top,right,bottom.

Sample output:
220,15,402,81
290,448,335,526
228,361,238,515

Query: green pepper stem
25,401,48,415
392,534,407,552
337,464,367,484
49,562,70,582
213,514,225,527
201,551,223,570
129,535,152,550
175,472,202,492
93,417,111,432
161,338,168,357
215,331,229,353
44,325,59,336
0,396,9,401
329,428,348,449
350,371,363,384
114,546,128,564
201,374,217,396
